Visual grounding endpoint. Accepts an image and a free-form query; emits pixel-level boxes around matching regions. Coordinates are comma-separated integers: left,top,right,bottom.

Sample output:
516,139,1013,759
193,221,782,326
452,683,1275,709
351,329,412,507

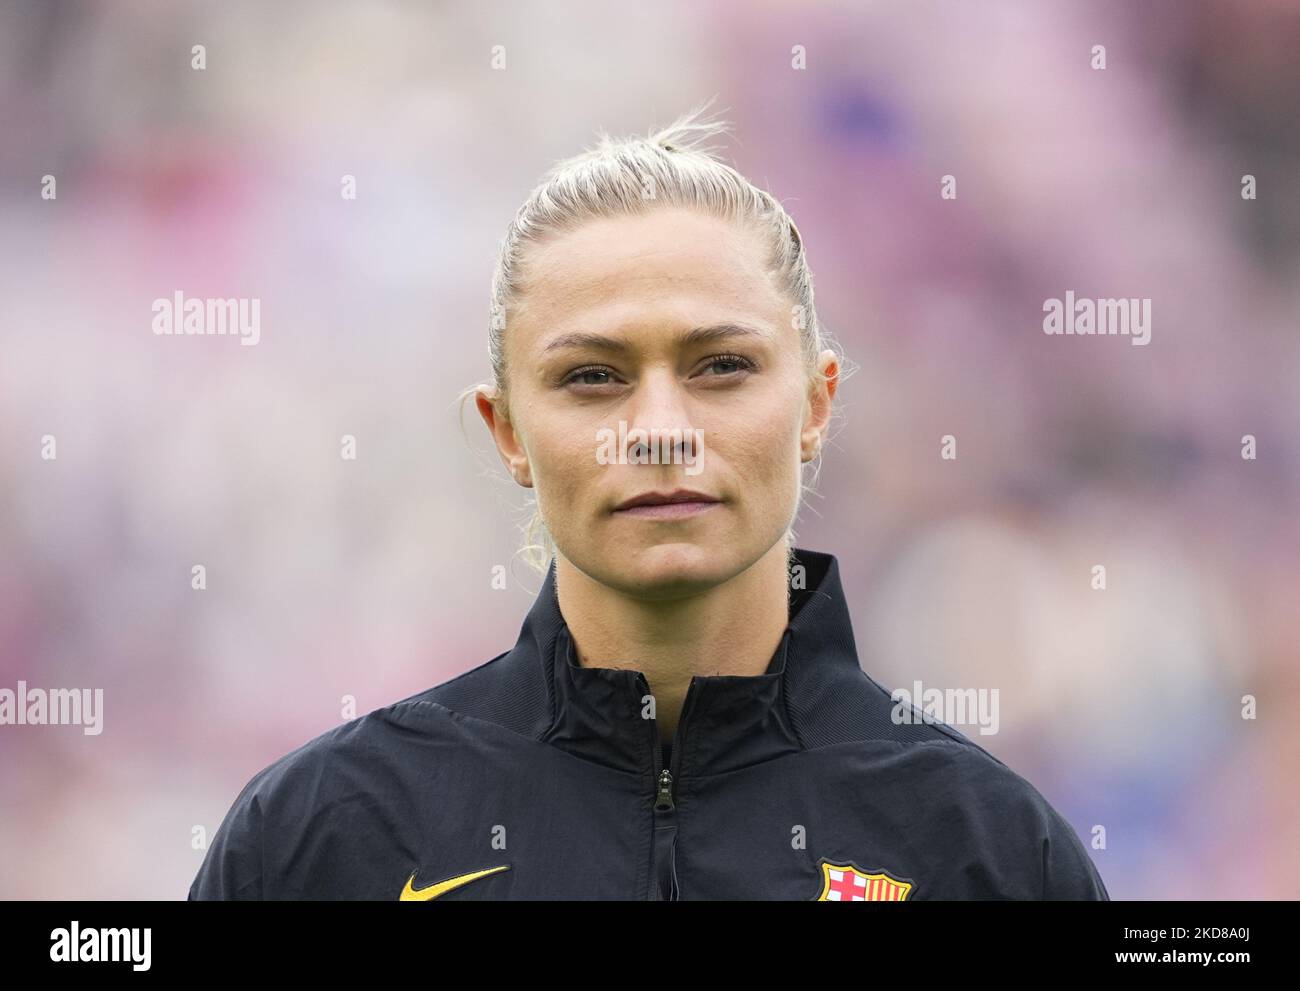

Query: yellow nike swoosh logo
399,865,510,901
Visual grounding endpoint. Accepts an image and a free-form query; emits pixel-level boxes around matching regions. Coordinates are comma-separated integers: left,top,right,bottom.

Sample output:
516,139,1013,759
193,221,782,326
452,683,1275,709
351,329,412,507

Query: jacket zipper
647,676,696,901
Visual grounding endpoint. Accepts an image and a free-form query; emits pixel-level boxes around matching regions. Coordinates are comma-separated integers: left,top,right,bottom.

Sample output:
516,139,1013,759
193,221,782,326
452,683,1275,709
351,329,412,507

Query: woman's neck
554,542,791,741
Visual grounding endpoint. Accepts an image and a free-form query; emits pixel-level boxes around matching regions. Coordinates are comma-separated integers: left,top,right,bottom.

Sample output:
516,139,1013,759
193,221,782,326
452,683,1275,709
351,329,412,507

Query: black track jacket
189,547,1109,900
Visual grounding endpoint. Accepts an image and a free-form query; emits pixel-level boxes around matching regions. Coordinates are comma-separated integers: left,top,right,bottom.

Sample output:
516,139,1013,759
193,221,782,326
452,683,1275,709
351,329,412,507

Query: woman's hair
459,98,851,577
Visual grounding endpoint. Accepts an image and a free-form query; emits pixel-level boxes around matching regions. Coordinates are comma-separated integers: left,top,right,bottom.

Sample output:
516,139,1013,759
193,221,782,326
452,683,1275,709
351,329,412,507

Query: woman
190,106,1108,901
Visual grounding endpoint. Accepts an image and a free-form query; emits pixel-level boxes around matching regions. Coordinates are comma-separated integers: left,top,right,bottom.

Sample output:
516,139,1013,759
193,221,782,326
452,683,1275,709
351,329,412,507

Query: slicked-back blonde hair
459,99,850,577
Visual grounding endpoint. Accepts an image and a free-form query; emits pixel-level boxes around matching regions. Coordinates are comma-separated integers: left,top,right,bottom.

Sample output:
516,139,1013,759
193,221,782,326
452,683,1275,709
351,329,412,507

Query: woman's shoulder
825,670,1096,849
229,649,528,805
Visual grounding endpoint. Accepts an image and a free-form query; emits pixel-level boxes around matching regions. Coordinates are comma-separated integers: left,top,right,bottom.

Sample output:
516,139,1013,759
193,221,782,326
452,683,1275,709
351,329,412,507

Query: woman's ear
476,386,533,487
800,350,839,461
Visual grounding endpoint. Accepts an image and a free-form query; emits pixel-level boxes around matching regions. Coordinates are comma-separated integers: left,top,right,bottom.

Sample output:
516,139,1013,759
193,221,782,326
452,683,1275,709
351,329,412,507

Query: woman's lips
612,500,721,520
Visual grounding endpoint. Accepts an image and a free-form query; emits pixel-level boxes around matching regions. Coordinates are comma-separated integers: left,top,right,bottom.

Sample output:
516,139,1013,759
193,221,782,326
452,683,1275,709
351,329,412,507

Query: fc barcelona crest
813,857,915,901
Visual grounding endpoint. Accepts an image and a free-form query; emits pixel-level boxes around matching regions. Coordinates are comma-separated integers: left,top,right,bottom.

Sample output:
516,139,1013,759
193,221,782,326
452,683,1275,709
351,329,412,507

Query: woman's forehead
513,210,784,339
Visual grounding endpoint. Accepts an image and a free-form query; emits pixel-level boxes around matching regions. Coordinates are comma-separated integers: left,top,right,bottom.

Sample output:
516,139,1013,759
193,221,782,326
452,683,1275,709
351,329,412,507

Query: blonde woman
190,105,1108,901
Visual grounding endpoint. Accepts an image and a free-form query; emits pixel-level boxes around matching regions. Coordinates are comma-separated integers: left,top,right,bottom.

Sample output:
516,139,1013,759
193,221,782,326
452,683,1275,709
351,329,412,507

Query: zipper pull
654,769,675,811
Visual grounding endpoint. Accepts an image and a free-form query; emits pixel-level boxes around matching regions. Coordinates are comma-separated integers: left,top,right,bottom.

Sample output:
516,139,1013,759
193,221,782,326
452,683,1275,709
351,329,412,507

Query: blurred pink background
0,0,1296,899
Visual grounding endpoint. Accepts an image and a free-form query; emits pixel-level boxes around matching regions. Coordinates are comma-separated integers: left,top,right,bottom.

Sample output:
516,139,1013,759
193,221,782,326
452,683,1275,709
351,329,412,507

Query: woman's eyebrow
541,323,770,355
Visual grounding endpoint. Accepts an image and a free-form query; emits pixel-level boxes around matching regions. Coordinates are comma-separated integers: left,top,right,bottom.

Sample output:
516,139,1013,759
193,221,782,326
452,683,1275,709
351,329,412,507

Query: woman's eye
564,366,615,387
701,355,754,376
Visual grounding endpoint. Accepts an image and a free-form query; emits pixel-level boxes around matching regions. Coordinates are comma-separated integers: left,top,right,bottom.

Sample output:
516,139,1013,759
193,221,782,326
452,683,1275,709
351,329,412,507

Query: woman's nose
621,372,700,463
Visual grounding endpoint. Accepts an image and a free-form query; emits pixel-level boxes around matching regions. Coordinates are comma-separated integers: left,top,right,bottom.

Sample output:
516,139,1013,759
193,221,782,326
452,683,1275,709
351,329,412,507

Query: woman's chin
608,543,737,592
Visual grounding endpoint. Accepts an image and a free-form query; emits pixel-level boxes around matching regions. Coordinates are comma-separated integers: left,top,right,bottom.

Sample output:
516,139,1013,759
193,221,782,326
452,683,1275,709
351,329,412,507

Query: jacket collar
479,546,866,777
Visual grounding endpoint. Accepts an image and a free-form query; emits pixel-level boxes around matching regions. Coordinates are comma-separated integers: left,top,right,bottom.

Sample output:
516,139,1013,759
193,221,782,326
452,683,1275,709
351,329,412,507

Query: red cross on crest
813,858,915,901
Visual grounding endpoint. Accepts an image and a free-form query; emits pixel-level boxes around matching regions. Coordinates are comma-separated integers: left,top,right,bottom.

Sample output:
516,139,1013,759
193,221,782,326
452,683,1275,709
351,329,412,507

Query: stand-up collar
476,547,866,777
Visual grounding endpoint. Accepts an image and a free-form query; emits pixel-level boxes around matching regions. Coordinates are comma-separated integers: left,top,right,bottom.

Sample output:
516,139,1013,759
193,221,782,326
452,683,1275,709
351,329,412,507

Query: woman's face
479,206,836,597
